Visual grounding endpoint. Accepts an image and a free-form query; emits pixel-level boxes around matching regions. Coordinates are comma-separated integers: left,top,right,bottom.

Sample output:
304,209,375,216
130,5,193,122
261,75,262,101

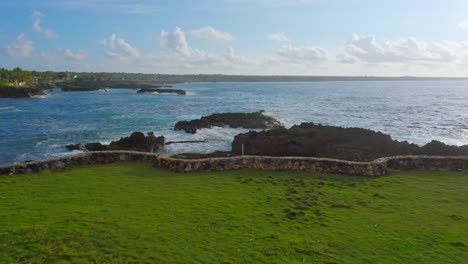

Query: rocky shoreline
61,111,468,165
231,122,468,161
59,80,183,92
0,87,46,98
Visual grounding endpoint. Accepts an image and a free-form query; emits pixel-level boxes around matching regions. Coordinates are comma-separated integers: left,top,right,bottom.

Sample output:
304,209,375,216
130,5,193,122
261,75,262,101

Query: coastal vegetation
0,163,466,263
3,67,468,97
0,67,34,86
0,67,51,98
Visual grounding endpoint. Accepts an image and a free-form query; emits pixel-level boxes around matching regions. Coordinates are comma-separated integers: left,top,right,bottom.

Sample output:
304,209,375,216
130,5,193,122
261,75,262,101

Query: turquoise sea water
2,81,468,165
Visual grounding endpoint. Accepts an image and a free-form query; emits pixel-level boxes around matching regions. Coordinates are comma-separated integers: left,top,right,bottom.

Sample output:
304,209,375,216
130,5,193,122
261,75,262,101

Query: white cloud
225,47,252,64
1,33,34,57
32,11,58,40
190,26,233,41
61,49,87,61
160,27,255,69
340,34,458,64
336,53,357,64
278,46,328,64
268,32,290,42
104,50,122,60
459,20,468,31
104,33,140,59
97,38,107,45
161,27,203,57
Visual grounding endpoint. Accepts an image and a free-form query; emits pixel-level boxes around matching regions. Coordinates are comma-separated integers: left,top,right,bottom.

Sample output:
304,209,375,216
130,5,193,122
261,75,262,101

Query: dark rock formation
0,87,45,98
65,144,85,151
85,142,107,151
77,132,165,153
175,111,282,134
419,140,468,156
107,132,165,152
232,122,468,161
36,82,55,90
60,85,100,91
60,80,180,91
136,88,186,95
165,140,206,145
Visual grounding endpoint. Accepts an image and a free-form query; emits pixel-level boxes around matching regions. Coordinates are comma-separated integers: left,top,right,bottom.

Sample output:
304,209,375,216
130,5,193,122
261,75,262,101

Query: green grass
0,82,20,89
0,163,467,263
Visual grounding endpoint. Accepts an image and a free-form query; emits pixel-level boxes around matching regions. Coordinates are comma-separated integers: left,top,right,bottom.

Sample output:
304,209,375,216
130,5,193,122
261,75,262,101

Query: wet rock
0,87,45,98
85,142,108,151
107,132,165,152
232,122,422,161
136,88,186,95
174,111,282,134
232,123,468,161
65,144,85,151
73,132,165,153
420,140,468,155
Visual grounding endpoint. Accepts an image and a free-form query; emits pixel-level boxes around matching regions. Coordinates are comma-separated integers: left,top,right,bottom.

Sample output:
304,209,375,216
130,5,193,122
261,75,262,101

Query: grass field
0,163,467,263
0,82,20,89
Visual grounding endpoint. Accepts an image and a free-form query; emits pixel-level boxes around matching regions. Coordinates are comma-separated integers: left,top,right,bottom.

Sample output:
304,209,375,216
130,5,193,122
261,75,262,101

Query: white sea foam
49,150,85,158
32,94,49,99
151,92,173,95
161,126,261,154
0,106,15,111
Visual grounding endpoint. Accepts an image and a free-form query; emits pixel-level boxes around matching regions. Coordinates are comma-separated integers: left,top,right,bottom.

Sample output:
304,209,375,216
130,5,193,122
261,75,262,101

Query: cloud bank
32,11,58,40
1,34,34,57
191,26,233,42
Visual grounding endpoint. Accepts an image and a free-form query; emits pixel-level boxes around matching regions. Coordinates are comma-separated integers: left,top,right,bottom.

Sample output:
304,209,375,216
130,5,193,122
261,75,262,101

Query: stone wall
0,151,159,175
154,156,386,176
2,151,468,177
377,155,468,172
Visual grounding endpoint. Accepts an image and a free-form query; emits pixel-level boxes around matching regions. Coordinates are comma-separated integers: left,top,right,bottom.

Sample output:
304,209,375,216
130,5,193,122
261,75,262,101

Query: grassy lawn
0,82,20,89
0,163,467,263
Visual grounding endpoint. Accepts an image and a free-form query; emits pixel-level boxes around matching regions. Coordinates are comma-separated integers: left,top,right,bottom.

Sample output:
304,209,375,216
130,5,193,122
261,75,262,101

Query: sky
1,0,468,76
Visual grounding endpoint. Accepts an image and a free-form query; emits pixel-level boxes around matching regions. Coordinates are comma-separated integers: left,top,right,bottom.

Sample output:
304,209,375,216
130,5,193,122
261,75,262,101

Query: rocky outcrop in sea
174,111,282,134
231,122,468,161
136,87,186,95
67,132,165,153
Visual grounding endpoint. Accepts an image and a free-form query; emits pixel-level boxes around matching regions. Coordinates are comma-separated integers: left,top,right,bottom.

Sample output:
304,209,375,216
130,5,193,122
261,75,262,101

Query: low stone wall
0,151,159,175
377,155,468,172
154,156,386,176
2,151,468,177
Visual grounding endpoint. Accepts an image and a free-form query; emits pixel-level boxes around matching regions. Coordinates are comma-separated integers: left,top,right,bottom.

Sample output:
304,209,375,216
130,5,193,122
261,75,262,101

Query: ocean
2,80,468,165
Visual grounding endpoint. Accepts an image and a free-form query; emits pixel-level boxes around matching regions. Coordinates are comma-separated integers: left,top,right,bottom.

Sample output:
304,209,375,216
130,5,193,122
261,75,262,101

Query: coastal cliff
60,80,181,91
0,86,45,98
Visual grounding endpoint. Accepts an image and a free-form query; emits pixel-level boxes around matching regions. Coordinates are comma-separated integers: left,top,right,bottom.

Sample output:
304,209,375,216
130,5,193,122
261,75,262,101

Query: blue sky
1,0,468,76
